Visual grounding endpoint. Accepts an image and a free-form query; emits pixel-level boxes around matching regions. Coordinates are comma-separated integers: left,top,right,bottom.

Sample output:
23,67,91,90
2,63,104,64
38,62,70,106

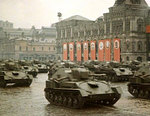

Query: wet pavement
0,73,150,116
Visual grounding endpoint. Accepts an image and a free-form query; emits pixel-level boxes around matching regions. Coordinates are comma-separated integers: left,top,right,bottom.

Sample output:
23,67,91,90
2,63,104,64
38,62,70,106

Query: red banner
63,43,68,60
69,42,74,61
83,41,88,61
105,39,111,62
146,25,150,33
76,42,81,61
98,40,104,61
113,38,120,62
90,41,96,60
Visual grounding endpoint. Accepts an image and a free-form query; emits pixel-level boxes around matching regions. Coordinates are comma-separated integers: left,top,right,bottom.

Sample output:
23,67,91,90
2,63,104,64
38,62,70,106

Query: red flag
98,40,104,61
105,39,111,62
76,42,81,61
69,42,74,61
90,41,96,60
146,25,150,33
114,38,120,62
63,43,68,60
83,41,88,61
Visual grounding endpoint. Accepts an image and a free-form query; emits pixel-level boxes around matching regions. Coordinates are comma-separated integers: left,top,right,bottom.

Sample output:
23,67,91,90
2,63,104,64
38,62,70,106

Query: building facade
1,38,56,61
56,0,150,62
0,24,57,61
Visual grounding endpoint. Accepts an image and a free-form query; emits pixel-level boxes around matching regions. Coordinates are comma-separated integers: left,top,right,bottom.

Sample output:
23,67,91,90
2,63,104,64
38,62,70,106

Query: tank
121,60,141,74
93,62,133,82
0,62,33,88
34,64,48,73
128,62,150,99
44,67,122,108
22,66,38,78
83,60,101,72
18,60,38,78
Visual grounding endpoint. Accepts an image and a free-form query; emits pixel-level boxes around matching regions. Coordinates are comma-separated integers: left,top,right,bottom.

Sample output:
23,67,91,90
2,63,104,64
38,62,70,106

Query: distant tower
57,12,62,22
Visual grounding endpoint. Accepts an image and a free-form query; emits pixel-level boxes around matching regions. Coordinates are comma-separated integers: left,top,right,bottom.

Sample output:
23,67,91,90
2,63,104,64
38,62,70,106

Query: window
33,47,35,51
137,18,144,32
106,22,110,34
42,47,44,51
26,47,28,51
19,46,22,51
131,0,141,4
126,56,130,61
132,41,136,52
125,19,130,32
137,41,142,51
126,41,130,50
137,57,142,62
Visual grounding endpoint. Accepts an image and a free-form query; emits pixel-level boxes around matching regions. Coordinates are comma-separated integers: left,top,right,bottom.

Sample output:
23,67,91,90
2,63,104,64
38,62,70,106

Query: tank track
44,88,85,108
128,83,150,99
0,79,32,88
44,88,120,108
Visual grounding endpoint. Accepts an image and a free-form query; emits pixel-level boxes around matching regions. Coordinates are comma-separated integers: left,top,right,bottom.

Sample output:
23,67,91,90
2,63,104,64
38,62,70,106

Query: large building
0,37,56,61
56,0,150,62
0,23,57,61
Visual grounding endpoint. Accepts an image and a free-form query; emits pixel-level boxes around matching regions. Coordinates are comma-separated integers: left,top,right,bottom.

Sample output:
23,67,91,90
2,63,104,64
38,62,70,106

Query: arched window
137,18,144,32
137,41,142,51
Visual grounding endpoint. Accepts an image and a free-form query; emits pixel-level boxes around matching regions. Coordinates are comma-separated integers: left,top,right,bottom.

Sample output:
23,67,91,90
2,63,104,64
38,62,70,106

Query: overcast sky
0,0,150,28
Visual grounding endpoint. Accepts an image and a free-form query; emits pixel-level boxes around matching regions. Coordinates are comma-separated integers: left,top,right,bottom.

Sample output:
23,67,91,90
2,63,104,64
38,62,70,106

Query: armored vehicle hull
45,81,121,108
34,64,48,73
0,71,33,88
44,67,122,108
94,67,133,82
128,63,150,99
128,82,150,99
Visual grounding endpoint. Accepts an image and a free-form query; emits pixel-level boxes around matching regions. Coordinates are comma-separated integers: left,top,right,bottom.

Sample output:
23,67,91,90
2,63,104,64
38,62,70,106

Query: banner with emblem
105,39,111,62
90,41,96,60
69,42,74,61
98,40,104,61
83,41,88,61
114,38,120,62
146,25,150,33
76,42,81,61
63,43,68,60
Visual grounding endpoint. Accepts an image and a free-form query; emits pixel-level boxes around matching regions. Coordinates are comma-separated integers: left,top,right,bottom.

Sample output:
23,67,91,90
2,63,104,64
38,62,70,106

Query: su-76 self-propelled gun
0,61,33,88
18,60,38,78
128,62,150,99
44,65,122,108
84,61,133,82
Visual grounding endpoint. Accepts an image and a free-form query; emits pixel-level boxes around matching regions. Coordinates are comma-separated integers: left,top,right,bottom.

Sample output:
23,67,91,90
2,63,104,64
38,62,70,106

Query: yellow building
2,38,56,61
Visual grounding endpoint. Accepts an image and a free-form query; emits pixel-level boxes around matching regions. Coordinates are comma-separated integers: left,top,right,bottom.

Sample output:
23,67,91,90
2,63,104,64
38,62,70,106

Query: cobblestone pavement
0,73,150,116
